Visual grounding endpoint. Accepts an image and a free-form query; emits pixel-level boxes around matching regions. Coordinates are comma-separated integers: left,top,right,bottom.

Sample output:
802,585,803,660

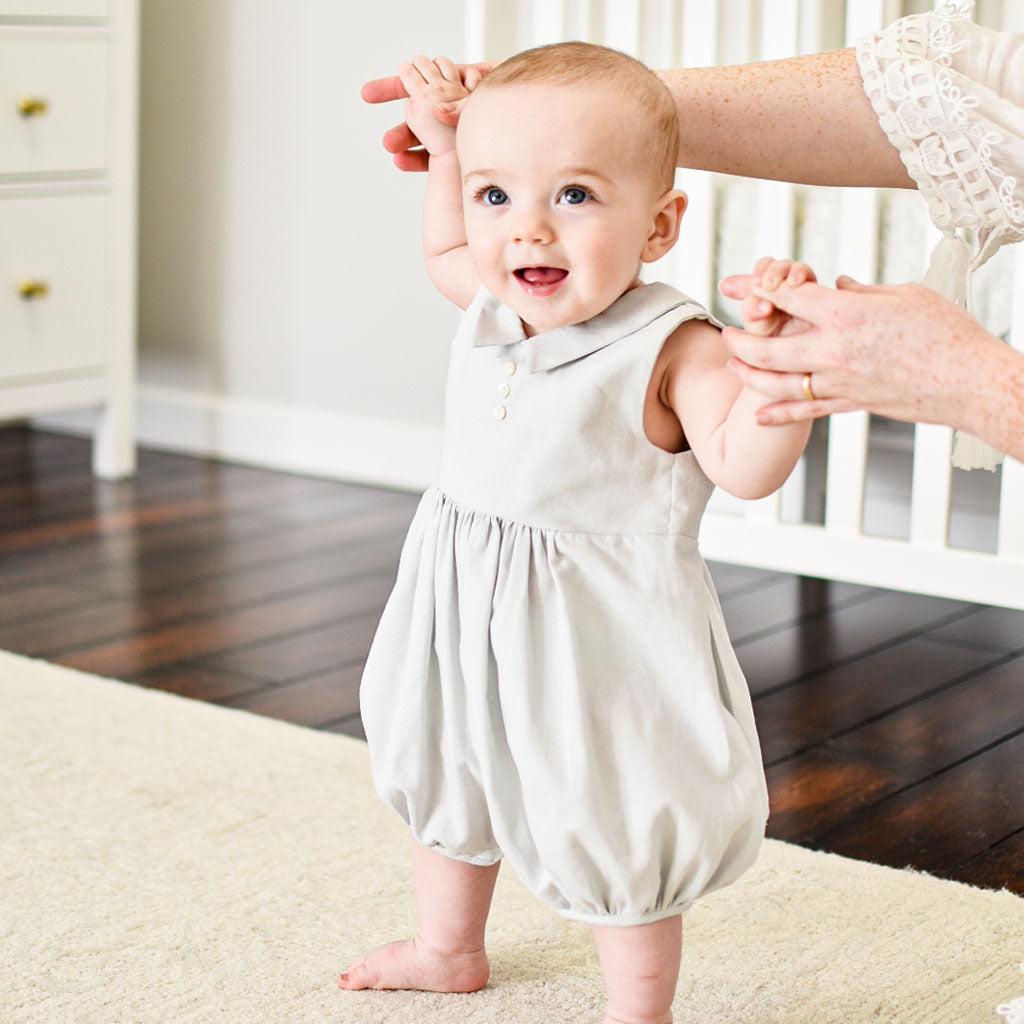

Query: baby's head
456,42,686,336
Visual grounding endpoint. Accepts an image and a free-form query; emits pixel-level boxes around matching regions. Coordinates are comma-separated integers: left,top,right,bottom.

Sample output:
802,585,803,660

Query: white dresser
0,0,138,477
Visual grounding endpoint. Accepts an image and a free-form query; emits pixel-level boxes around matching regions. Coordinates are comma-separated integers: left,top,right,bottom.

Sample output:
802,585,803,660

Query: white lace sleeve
856,0,1024,269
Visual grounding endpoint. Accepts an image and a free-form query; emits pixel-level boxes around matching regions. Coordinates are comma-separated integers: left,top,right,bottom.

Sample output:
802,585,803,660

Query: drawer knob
17,96,50,118
17,278,50,300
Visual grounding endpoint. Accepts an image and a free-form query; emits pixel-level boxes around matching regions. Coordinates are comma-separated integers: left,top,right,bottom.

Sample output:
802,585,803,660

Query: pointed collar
469,283,699,373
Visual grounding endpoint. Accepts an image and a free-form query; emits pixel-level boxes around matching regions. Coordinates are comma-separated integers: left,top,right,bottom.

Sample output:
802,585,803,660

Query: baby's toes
337,957,376,990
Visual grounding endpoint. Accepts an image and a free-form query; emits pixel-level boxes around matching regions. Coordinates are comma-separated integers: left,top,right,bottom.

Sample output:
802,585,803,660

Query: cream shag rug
2,650,1022,1024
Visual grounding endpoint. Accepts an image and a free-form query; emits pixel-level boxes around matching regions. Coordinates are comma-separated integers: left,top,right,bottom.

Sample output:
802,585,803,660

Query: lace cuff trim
856,0,1024,269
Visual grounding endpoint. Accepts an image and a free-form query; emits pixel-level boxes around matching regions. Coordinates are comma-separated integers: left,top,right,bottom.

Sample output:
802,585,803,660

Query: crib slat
850,1,888,39
680,1,718,68
672,1,720,307
760,0,799,57
467,0,520,60
603,0,641,54
997,242,1024,559
910,424,953,548
529,0,566,46
796,0,844,54
1001,0,1024,33
823,59,880,532
823,413,870,534
999,459,1024,559
717,0,757,65
752,0,802,529
638,0,676,67
464,0,489,61
825,173,875,537
565,0,601,41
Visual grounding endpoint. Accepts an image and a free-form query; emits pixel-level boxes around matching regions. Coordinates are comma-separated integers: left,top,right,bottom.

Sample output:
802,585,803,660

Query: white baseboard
32,385,441,492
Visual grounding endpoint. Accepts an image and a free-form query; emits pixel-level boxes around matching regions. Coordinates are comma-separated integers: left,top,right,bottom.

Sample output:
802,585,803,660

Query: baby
341,42,812,1024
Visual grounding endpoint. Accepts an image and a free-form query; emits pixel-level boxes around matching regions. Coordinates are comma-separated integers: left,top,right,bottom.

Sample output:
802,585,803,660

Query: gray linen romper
360,282,769,926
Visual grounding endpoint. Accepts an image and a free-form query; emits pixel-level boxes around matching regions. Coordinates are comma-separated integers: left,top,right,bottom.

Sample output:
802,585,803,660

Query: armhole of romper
633,306,714,456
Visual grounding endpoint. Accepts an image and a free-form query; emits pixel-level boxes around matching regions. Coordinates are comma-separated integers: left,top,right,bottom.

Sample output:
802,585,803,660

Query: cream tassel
920,233,1004,471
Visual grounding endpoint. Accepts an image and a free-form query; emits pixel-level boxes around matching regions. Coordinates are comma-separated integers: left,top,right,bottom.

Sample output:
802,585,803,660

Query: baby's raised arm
397,56,480,309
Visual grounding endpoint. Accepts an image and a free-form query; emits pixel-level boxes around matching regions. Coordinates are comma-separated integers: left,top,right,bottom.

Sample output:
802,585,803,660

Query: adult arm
659,49,912,187
718,275,1024,465
363,50,913,187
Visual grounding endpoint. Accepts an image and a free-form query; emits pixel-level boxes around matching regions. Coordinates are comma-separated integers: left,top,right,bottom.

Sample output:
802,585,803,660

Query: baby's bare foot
337,936,489,993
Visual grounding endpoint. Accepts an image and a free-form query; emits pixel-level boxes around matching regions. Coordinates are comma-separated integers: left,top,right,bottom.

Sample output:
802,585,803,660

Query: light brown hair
472,41,679,192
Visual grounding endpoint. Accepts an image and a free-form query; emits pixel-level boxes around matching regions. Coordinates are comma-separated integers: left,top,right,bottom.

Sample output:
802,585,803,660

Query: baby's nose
511,210,554,245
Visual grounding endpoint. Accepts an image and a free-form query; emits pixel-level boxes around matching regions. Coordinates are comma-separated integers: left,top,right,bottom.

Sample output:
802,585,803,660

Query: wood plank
0,582,96,626
720,574,876,645
0,540,403,657
324,715,367,741
707,561,784,600
813,730,1024,876
222,662,363,727
954,829,1024,892
135,665,271,703
53,577,393,679
0,498,414,596
204,606,387,685
734,590,977,695
765,749,907,845
926,605,1024,654
754,636,1003,764
826,653,1024,776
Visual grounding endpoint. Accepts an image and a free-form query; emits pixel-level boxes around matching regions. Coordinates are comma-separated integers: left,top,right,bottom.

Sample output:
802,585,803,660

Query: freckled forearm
946,334,1024,465
657,50,913,188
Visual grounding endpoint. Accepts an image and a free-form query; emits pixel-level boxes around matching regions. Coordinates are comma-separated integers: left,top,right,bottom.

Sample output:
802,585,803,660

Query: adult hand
362,62,496,171
717,273,1001,430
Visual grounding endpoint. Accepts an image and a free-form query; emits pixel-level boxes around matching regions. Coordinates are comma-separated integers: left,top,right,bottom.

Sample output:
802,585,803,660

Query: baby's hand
397,56,471,159
720,258,816,337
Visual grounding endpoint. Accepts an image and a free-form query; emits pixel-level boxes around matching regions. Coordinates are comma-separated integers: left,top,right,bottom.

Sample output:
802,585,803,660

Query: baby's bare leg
592,915,682,1024
338,835,500,993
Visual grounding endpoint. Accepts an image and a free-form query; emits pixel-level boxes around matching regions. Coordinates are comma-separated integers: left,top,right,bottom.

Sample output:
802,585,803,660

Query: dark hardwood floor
3,426,1022,896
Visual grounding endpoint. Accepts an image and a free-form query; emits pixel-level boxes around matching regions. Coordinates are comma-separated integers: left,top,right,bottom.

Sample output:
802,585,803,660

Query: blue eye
481,187,508,206
561,186,591,205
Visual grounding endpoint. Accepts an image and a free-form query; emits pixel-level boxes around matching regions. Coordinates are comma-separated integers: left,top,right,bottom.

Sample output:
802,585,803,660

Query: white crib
467,0,1024,610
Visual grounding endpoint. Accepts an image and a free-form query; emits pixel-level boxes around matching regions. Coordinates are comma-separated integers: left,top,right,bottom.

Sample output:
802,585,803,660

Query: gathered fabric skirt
359,487,769,925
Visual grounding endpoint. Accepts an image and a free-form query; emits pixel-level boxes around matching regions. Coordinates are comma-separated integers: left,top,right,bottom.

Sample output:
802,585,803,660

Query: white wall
133,0,466,488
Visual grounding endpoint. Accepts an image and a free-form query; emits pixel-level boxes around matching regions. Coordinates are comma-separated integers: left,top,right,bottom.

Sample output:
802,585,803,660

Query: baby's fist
723,257,816,338
398,55,471,157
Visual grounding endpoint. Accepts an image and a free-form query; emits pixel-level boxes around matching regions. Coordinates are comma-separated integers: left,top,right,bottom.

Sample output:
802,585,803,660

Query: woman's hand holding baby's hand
724,257,816,338
364,62,495,171
397,56,472,159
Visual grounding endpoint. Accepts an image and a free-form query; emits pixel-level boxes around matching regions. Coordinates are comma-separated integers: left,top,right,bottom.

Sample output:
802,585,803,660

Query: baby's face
456,83,670,337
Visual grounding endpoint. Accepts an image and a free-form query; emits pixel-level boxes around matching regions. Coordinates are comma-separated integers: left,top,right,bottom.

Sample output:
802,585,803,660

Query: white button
497,382,510,399
493,405,507,420
503,362,517,378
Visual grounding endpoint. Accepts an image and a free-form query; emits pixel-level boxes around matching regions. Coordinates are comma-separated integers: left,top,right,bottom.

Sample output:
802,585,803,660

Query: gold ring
802,373,816,402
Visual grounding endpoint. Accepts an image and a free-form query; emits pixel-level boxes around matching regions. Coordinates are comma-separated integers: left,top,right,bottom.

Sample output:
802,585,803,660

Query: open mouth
513,266,568,296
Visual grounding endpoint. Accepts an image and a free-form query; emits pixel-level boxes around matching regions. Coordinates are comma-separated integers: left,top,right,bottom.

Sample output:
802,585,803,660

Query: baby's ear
642,189,687,263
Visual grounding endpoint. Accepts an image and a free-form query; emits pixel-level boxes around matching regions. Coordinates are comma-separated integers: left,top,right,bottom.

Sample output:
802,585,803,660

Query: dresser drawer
0,34,108,175
0,193,107,381
0,2,107,15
